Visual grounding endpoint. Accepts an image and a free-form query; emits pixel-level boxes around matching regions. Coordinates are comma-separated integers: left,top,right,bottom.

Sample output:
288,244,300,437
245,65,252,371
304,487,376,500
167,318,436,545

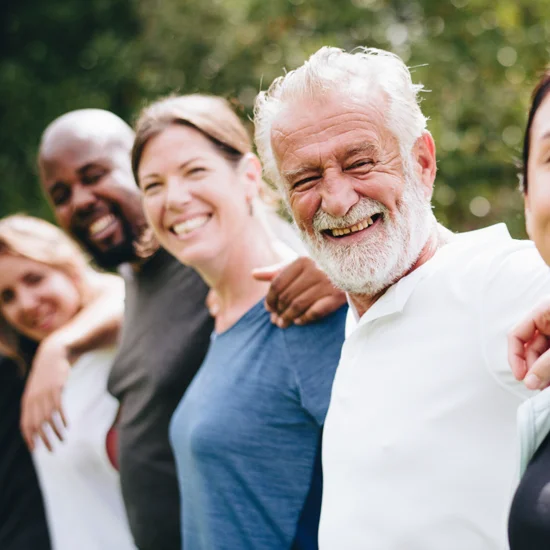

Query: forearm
49,273,125,361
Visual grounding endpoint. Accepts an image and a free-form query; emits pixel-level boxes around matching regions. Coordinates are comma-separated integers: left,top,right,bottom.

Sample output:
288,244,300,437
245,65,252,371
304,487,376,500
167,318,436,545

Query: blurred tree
0,0,141,220
1,0,549,237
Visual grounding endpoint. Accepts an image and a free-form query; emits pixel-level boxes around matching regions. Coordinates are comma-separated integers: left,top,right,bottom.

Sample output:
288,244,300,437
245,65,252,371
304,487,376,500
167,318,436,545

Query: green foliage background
1,0,549,236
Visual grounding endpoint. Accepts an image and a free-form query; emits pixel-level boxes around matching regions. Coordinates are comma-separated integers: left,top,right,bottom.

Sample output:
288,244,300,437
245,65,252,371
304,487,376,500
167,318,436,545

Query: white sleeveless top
33,348,136,550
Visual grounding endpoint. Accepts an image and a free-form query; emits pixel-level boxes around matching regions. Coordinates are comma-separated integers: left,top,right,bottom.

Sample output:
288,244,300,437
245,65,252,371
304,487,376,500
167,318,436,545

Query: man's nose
319,173,359,218
72,184,96,213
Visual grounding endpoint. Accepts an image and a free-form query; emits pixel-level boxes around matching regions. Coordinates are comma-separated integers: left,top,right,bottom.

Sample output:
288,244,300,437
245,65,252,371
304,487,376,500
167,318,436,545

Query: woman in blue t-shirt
132,94,347,550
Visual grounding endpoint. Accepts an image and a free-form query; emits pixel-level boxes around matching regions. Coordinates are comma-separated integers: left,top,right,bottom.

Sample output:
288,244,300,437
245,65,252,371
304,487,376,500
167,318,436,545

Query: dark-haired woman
508,69,550,550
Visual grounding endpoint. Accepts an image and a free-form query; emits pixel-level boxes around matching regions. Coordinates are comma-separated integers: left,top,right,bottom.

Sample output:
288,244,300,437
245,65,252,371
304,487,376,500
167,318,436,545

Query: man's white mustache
312,199,388,232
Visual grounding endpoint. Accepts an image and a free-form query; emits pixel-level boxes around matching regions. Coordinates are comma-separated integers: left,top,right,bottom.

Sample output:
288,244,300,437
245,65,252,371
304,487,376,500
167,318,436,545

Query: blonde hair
132,94,280,208
0,215,94,372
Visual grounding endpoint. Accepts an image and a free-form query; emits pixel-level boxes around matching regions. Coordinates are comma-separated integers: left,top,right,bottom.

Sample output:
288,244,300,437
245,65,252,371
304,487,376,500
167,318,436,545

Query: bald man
32,109,345,550
39,110,146,269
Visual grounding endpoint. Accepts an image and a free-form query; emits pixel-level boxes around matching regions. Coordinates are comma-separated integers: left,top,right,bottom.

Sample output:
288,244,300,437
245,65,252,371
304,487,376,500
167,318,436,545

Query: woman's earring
248,198,254,217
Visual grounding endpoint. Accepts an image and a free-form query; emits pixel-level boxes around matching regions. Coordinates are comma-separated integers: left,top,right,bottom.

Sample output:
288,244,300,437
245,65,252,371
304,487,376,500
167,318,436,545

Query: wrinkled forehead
270,91,390,160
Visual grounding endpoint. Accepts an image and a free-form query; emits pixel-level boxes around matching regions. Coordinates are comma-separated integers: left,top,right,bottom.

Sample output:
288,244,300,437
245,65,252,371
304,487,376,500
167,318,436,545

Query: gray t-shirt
108,248,213,550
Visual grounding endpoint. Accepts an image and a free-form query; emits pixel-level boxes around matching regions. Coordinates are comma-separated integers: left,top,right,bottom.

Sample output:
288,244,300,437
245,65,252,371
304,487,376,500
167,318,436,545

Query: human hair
520,68,550,194
254,46,428,191
0,215,93,373
132,94,279,207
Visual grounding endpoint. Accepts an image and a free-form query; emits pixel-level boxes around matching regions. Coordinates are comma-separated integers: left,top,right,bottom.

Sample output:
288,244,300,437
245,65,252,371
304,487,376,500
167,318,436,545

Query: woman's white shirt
33,347,136,550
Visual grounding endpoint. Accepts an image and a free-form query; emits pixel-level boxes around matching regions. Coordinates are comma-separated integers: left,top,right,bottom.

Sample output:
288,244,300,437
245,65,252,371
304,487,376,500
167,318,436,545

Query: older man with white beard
254,47,550,550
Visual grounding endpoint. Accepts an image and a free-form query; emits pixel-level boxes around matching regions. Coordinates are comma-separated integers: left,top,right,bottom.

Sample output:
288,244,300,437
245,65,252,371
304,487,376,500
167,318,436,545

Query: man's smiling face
39,129,145,269
270,91,434,295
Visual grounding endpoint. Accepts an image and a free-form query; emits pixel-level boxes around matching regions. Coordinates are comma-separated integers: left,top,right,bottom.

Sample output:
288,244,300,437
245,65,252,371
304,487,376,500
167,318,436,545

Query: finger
20,392,40,451
264,258,307,314
526,348,550,390
28,397,54,452
251,261,290,283
29,399,53,452
277,284,326,325
54,396,68,430
508,329,530,381
45,394,65,442
511,315,539,347
525,332,550,371
36,425,53,453
294,295,346,326
275,274,321,319
20,408,35,451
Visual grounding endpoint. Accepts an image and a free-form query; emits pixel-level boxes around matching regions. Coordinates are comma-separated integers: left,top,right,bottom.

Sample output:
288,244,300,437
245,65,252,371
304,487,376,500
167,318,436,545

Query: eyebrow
77,162,107,176
140,157,203,181
344,142,379,158
48,181,68,194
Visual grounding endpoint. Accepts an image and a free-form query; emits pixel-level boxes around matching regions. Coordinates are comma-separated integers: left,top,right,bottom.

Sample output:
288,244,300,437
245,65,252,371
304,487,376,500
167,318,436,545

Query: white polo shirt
319,224,550,550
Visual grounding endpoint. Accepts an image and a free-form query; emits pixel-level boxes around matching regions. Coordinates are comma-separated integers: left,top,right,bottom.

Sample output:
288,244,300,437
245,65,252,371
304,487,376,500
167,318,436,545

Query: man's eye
0,289,14,304
51,187,71,206
24,273,44,286
82,170,107,185
293,176,320,189
346,160,373,170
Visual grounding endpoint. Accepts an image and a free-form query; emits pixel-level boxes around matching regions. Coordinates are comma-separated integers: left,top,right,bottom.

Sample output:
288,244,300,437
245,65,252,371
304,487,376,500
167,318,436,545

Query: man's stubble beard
297,171,435,297
71,213,141,270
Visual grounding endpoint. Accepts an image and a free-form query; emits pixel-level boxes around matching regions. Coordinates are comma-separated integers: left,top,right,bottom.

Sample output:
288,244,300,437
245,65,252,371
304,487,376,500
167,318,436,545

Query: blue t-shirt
169,300,347,550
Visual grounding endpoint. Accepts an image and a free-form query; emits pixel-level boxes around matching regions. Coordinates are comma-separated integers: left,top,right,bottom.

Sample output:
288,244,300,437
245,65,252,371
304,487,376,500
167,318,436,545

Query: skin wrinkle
270,90,439,316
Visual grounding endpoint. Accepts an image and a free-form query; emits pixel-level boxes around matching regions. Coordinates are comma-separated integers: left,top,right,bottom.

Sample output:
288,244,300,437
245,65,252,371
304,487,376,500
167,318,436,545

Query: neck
197,218,284,333
350,222,454,317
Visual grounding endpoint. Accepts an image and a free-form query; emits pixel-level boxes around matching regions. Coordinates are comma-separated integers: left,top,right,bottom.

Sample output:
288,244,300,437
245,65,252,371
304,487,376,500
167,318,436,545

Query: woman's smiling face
0,254,81,342
137,124,252,270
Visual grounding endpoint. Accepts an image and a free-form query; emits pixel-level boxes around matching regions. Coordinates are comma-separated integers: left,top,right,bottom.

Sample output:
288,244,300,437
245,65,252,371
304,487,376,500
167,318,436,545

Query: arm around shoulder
480,243,550,396
21,272,125,451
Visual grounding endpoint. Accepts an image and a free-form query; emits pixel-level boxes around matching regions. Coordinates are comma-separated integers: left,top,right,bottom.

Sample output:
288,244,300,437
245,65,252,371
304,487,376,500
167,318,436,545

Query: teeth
329,215,379,237
89,215,116,236
172,215,210,236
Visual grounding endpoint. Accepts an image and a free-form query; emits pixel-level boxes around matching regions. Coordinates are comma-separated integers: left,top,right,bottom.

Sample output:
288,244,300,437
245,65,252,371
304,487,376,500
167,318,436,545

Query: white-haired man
255,47,550,549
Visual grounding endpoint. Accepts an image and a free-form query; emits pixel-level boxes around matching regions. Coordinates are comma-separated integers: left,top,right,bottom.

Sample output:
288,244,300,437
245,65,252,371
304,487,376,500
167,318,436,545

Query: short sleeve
480,241,550,398
282,305,347,425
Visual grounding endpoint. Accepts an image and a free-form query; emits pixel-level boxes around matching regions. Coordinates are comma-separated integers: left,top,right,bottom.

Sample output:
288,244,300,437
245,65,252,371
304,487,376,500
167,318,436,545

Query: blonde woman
132,95,347,550
0,215,135,550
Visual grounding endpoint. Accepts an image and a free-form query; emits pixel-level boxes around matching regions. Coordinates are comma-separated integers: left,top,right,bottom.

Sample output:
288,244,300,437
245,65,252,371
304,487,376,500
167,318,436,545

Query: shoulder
282,305,347,359
73,347,117,370
436,224,544,287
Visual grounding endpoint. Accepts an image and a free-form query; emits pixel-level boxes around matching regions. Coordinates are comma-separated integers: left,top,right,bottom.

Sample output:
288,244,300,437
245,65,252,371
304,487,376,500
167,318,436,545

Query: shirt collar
346,223,512,335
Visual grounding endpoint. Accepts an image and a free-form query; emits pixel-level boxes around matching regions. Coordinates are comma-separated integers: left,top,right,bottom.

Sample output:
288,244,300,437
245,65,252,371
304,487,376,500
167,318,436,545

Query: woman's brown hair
521,68,550,194
132,94,279,207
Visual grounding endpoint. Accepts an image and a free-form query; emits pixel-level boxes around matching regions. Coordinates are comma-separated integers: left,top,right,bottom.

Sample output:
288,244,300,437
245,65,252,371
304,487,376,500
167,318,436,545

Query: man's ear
412,132,437,199
238,153,263,202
